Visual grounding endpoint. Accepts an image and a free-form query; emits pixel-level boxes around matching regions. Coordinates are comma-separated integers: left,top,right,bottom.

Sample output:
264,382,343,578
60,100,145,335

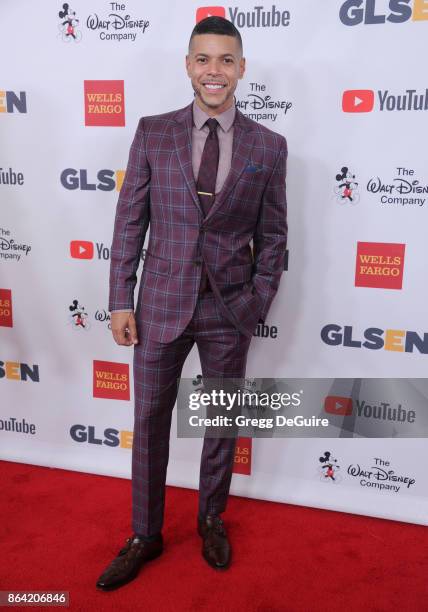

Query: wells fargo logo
233,437,252,475
84,80,125,127
0,289,13,327
93,360,130,400
355,242,405,289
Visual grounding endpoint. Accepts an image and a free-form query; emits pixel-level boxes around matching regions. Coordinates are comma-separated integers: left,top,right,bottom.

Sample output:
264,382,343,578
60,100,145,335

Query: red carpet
1,459,427,611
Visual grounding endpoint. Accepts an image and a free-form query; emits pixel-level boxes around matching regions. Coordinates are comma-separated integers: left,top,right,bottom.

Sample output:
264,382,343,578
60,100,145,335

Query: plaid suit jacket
109,101,287,343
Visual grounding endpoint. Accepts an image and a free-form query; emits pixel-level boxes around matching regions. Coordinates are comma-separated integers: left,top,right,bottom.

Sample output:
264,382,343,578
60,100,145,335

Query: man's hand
111,312,139,346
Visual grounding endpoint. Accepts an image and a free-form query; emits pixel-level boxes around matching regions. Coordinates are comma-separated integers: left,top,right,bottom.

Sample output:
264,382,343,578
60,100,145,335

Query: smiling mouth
202,82,226,91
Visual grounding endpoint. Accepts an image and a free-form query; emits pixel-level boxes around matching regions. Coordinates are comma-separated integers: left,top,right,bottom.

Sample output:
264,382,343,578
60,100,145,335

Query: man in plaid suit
97,16,287,591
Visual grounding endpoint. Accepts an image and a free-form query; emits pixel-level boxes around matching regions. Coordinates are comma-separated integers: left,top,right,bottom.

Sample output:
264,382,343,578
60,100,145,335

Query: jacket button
194,260,202,266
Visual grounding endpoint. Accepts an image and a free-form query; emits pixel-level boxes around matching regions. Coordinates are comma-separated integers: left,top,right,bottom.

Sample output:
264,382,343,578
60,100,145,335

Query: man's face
186,33,245,115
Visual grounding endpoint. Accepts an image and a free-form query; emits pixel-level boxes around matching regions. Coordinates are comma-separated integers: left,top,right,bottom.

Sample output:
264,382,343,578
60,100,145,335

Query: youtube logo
70,240,94,260
196,6,226,22
324,396,353,416
342,89,374,113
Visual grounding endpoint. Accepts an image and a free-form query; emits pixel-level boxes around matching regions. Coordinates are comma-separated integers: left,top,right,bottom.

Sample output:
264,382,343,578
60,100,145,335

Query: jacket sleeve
252,135,288,323
108,118,151,312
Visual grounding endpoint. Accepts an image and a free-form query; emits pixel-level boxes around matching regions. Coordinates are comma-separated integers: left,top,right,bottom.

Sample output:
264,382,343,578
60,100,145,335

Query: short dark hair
189,16,243,54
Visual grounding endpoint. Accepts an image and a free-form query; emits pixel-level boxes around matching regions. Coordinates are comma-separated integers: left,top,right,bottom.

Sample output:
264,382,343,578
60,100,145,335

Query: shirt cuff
110,309,133,313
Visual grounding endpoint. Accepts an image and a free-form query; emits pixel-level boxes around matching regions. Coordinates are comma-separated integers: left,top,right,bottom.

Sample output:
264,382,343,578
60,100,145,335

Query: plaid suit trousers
132,291,252,536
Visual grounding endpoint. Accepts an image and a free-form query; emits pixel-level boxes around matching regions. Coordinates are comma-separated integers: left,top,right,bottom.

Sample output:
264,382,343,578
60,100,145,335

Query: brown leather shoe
96,533,163,591
197,515,231,570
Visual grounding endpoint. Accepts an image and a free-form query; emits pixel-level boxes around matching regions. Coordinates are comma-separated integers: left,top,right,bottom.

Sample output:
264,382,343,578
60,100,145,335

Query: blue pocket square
245,163,264,173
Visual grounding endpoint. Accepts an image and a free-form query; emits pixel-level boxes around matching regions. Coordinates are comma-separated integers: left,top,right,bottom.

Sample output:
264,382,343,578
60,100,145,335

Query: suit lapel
172,104,255,220
172,103,203,215
205,110,255,222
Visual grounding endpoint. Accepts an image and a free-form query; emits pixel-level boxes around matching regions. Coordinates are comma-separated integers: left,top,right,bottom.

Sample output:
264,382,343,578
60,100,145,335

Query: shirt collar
192,99,236,133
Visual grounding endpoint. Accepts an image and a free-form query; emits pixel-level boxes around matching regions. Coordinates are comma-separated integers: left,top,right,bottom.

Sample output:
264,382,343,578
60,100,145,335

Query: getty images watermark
176,378,427,438
187,386,328,430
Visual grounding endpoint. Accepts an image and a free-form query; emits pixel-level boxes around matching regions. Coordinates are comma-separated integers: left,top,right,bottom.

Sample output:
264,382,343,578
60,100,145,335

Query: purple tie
197,118,219,292
197,118,219,217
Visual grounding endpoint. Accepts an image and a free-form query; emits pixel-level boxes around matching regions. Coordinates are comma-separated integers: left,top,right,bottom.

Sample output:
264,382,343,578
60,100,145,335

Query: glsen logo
197,5,291,26
0,417,36,435
254,322,278,339
339,0,428,26
0,360,40,382
196,6,226,21
0,91,27,114
0,168,24,186
342,89,374,113
334,166,360,204
0,227,32,262
60,168,124,191
69,424,133,448
318,451,342,483
58,3,82,42
84,80,125,126
0,289,13,328
325,396,353,416
236,81,292,123
93,360,130,400
367,166,427,207
86,2,150,42
233,437,251,475
70,241,112,260
355,242,405,289
321,324,428,354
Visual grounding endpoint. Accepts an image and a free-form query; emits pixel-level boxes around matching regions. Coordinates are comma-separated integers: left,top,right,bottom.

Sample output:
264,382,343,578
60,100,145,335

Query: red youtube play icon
196,6,226,22
324,396,353,416
342,89,375,113
70,240,94,259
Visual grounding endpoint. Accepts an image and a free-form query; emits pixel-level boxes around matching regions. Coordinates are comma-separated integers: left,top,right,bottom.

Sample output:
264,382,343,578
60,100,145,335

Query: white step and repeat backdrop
1,1,428,525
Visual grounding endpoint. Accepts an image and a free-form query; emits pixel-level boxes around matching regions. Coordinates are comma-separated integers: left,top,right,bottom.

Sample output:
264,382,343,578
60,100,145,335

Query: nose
205,59,222,75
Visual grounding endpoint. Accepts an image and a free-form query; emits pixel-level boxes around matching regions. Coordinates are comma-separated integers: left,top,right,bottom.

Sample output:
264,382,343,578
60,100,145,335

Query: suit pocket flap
227,263,253,285
143,252,171,276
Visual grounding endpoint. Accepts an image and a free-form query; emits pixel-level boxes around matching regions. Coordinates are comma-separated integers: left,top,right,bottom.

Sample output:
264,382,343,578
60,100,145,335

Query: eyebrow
195,53,235,58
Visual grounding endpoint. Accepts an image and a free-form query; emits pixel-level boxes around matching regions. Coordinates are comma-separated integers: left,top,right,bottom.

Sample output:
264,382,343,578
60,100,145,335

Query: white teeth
205,84,223,90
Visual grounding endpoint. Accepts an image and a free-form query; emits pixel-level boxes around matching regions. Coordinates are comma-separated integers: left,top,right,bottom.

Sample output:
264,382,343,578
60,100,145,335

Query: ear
239,56,246,79
185,54,191,77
